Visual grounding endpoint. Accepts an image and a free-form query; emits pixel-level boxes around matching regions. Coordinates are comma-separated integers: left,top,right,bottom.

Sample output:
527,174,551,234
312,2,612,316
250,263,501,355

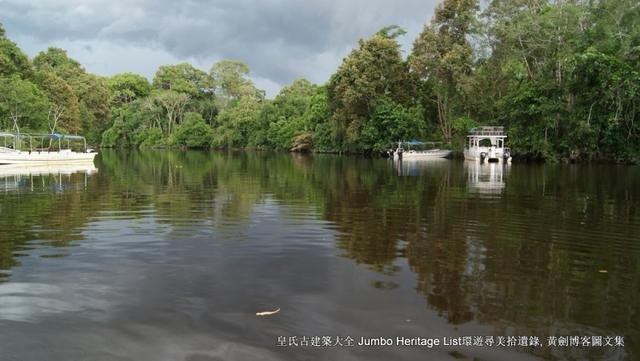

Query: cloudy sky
0,0,438,97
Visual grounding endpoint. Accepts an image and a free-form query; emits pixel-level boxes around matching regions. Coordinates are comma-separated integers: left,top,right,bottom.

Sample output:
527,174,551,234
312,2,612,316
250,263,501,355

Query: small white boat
464,126,512,163
0,132,97,165
391,141,452,160
401,149,453,160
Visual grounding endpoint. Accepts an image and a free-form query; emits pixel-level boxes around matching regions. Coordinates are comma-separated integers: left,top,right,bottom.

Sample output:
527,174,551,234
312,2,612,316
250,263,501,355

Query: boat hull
464,149,511,163
396,150,453,160
0,150,97,165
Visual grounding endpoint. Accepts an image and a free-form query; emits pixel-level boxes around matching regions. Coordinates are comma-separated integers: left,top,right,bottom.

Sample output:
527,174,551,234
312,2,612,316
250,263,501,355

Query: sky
0,0,438,98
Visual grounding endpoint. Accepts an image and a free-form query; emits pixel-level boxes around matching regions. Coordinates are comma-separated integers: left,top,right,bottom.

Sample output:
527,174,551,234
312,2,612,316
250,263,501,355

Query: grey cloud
0,0,437,91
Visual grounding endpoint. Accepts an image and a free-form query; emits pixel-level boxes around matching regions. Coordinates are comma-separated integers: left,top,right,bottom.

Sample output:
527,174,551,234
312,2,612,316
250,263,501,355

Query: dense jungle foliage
0,0,638,162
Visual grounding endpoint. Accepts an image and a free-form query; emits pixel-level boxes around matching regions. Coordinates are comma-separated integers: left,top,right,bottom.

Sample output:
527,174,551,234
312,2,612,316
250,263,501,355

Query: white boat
0,132,97,165
464,126,512,163
401,149,453,159
392,141,453,160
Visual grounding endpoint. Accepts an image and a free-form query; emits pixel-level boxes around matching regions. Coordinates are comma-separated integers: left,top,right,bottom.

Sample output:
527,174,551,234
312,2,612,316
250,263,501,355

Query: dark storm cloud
0,0,437,91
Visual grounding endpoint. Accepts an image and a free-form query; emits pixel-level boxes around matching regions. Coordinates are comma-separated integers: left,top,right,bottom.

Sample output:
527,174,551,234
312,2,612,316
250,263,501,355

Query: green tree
152,63,214,98
33,48,111,138
101,99,163,147
361,98,425,151
152,90,190,135
409,0,478,143
261,78,318,150
473,0,637,161
152,64,218,126
0,76,50,132
173,112,214,148
304,88,334,152
34,69,81,133
0,23,31,78
105,73,152,107
213,97,262,148
209,60,264,108
32,47,82,70
328,26,414,151
566,49,640,161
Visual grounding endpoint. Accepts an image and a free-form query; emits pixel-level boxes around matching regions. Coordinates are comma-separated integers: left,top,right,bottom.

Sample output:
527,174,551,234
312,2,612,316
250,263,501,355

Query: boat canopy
468,126,506,137
0,131,88,151
0,132,33,138
1,132,86,140
401,140,445,146
467,126,508,148
47,133,86,140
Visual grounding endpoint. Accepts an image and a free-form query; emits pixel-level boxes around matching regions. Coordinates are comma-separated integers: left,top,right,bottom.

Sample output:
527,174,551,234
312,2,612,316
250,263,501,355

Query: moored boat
391,141,453,160
0,132,97,165
401,149,453,159
464,126,511,163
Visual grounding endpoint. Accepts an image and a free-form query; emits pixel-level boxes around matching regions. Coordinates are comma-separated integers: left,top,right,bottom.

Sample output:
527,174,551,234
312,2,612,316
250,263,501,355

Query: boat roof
48,133,86,140
401,140,445,145
0,132,32,138
468,126,507,137
405,140,424,145
0,132,86,140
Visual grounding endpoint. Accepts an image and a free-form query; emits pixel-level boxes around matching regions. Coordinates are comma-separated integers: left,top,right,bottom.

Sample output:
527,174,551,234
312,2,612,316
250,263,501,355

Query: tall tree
328,26,414,150
106,73,152,107
152,90,190,135
409,0,478,143
0,76,50,132
209,60,264,107
213,97,262,148
0,23,31,78
152,63,214,98
33,48,111,135
34,69,82,133
256,79,318,150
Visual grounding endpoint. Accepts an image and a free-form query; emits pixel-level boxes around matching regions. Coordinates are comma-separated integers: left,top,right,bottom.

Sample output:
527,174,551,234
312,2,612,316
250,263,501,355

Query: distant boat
391,140,453,160
0,132,97,165
464,126,512,163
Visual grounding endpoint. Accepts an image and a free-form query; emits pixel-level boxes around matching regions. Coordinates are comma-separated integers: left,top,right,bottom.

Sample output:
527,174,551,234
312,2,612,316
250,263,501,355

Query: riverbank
96,145,640,165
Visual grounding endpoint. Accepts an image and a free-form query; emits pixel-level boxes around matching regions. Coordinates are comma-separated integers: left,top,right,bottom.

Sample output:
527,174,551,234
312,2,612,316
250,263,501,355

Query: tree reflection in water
0,151,637,360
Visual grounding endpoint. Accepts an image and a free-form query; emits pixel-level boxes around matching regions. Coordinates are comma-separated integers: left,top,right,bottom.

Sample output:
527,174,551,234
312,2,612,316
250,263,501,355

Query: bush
173,112,214,148
313,122,336,152
360,99,425,151
136,127,165,148
101,127,119,147
290,132,313,152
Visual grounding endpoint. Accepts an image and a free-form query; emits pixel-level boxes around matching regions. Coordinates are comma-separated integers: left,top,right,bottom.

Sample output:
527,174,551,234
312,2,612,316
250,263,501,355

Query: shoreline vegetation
1,0,638,163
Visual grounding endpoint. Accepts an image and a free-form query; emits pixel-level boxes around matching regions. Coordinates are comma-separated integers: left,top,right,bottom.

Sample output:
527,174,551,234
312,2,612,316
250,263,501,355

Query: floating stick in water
256,308,281,316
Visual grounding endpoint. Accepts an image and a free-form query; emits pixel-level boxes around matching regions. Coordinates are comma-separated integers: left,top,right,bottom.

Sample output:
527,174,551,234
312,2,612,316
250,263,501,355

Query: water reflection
0,163,97,193
0,163,99,282
0,151,637,361
465,161,508,195
391,158,451,177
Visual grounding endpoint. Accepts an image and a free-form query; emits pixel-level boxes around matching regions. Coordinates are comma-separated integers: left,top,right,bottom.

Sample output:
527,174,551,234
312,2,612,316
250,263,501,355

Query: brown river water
0,150,638,361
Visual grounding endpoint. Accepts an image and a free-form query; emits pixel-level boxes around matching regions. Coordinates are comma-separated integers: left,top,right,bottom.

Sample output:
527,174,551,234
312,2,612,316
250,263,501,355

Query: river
0,150,638,361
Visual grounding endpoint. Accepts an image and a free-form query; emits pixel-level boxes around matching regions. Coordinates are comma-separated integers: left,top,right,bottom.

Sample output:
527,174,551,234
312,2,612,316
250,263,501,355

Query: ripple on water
0,154,638,361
